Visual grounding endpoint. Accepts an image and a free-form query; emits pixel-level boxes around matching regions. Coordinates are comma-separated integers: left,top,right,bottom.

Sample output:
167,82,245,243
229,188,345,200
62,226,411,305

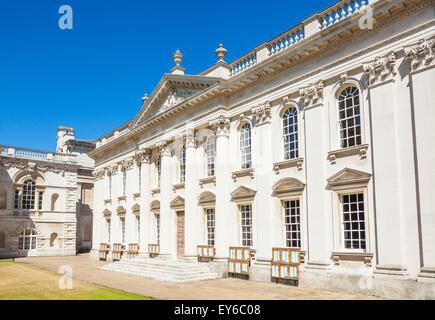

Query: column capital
135,148,152,164
252,101,271,125
156,140,172,157
209,115,230,137
181,128,196,149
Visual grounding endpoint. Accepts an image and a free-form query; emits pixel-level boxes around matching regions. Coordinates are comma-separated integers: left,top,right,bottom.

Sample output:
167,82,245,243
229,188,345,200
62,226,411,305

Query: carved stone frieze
299,80,324,107
252,101,271,125
363,52,397,85
209,115,230,137
404,38,434,71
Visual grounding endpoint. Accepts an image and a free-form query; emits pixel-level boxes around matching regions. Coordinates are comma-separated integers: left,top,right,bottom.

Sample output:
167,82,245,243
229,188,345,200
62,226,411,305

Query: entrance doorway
176,211,185,258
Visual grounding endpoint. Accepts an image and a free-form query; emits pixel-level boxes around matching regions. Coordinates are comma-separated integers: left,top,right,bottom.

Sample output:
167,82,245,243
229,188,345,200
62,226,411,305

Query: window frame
179,146,186,183
337,85,362,149
239,204,253,247
22,180,36,210
282,107,299,160
205,208,215,246
282,198,301,249
239,123,252,170
18,228,37,251
205,136,215,177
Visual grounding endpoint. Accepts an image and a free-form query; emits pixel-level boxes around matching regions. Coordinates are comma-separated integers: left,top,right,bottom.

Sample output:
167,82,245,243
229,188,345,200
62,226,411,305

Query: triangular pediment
272,178,305,197
170,195,185,209
150,200,160,211
231,186,257,202
131,74,222,129
327,168,372,187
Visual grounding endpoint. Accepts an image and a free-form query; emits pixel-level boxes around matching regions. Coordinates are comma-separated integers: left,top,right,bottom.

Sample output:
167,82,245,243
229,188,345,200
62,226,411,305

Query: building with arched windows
88,0,435,299
0,127,95,257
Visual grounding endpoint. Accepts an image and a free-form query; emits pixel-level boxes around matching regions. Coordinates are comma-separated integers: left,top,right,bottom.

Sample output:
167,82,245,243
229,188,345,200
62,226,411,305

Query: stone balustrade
228,0,371,78
0,145,77,162
318,0,369,30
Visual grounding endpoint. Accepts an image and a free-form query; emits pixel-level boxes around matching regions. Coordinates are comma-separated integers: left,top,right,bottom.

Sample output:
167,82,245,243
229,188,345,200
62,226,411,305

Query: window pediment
198,191,216,207
327,168,371,190
170,196,185,210
272,177,305,197
231,186,256,203
132,204,140,215
116,206,126,217
150,200,160,212
103,209,111,218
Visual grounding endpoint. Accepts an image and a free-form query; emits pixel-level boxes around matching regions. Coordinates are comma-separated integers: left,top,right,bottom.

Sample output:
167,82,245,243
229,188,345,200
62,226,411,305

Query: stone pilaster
210,115,231,259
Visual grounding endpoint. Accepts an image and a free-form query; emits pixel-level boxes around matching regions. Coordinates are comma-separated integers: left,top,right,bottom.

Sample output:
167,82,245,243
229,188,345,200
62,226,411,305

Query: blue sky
0,0,330,151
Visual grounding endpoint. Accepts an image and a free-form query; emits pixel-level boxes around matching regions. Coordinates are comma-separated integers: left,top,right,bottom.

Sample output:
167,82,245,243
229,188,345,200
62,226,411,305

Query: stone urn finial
141,94,149,103
173,49,183,66
215,44,227,61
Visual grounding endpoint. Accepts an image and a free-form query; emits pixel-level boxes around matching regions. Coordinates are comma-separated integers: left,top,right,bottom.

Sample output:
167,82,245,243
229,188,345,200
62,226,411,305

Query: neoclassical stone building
89,0,435,299
0,127,95,257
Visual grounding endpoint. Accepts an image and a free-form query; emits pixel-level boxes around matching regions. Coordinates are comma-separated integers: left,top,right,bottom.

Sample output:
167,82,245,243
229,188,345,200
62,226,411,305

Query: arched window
206,136,215,177
18,229,37,250
283,108,299,160
22,180,35,210
338,86,361,148
240,123,252,169
179,147,186,183
0,189,6,209
122,169,127,196
51,193,59,211
156,156,161,188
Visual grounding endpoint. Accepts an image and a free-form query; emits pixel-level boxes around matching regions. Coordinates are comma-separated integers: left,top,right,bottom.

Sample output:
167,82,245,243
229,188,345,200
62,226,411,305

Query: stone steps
99,257,221,283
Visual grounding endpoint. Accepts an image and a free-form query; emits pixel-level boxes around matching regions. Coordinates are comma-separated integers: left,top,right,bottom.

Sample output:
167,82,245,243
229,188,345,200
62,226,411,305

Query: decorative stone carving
404,39,434,71
182,128,196,149
135,149,152,164
299,80,324,107
93,169,105,180
161,88,199,113
118,158,134,171
106,164,118,176
157,140,172,157
215,44,227,61
363,52,397,85
252,101,271,125
209,115,230,137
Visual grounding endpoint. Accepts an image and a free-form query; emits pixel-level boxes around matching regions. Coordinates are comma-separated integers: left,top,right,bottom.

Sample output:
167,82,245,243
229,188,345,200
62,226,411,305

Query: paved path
17,254,379,300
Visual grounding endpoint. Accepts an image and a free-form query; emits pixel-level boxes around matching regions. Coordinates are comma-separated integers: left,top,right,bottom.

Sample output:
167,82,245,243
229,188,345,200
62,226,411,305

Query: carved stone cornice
209,115,230,137
156,140,172,157
299,80,323,108
252,101,271,125
363,52,397,86
404,38,434,72
0,158,65,174
93,169,106,180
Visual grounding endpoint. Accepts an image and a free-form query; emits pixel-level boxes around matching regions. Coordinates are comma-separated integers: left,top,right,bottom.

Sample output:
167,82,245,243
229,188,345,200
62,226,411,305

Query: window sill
331,251,373,266
172,183,185,191
327,144,369,164
104,199,112,204
273,158,304,174
117,196,126,202
199,176,216,188
232,168,255,182
133,192,140,199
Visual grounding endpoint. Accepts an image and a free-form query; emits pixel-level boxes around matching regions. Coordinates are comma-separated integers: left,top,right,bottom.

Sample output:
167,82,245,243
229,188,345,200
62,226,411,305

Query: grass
0,260,153,300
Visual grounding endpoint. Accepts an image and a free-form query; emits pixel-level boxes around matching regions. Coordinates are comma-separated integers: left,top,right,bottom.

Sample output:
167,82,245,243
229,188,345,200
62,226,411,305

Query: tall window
108,175,112,198
283,108,299,160
136,216,140,243
240,205,253,247
22,180,35,210
138,163,142,194
206,208,215,246
206,136,215,176
156,156,161,188
18,229,37,250
338,86,361,148
342,193,366,250
120,218,125,243
122,170,127,196
180,147,186,183
38,192,44,210
106,219,111,243
14,190,20,209
0,189,6,209
155,213,160,244
240,123,252,169
284,200,301,248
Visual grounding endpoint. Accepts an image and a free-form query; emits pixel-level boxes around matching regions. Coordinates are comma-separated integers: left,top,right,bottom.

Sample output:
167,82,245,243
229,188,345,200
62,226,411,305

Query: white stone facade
0,127,95,257
89,0,435,299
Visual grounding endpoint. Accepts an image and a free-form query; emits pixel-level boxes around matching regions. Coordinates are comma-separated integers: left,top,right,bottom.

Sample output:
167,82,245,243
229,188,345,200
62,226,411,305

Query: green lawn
0,260,153,300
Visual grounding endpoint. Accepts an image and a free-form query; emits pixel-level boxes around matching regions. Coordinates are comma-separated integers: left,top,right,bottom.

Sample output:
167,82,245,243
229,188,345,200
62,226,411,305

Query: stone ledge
199,176,216,188
172,183,185,191
151,188,160,196
327,144,369,164
418,267,435,279
331,251,374,267
373,264,409,277
273,158,304,174
232,168,255,182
